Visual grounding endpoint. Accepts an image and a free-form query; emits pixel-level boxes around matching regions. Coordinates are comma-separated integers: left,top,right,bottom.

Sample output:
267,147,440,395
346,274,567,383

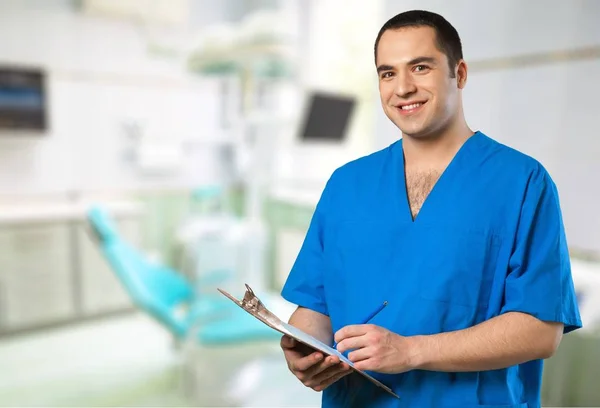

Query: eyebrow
376,64,395,74
376,57,438,73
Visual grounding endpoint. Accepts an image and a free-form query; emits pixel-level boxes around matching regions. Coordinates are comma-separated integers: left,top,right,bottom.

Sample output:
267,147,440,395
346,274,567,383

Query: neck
402,115,473,168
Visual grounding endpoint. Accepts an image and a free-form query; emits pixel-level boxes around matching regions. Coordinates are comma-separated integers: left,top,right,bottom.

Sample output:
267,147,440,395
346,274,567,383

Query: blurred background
0,0,599,406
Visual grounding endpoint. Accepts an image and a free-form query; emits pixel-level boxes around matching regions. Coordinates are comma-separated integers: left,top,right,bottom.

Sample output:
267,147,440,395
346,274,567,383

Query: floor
0,312,321,407
3,310,600,407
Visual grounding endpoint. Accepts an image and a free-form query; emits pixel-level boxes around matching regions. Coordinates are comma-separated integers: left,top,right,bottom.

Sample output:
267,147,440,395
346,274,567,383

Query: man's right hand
281,335,351,392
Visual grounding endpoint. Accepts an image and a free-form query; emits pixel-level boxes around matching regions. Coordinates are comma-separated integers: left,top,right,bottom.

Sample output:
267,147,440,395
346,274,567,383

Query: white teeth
401,103,422,110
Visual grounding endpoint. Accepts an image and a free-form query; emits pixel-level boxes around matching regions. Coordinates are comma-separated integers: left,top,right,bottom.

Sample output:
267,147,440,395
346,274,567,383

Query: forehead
376,26,442,65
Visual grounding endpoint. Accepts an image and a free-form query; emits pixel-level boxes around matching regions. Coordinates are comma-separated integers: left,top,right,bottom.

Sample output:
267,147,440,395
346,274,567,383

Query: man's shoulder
316,143,396,210
327,142,397,184
481,133,552,184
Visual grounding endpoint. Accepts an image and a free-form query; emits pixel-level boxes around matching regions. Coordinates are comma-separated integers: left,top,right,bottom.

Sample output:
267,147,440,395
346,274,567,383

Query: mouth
395,101,427,115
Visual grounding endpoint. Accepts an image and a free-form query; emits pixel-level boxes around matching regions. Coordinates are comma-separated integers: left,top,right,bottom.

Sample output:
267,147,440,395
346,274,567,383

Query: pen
333,301,388,350
361,300,388,324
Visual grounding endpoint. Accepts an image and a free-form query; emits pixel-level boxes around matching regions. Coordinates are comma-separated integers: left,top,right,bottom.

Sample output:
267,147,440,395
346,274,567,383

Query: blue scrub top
281,131,582,408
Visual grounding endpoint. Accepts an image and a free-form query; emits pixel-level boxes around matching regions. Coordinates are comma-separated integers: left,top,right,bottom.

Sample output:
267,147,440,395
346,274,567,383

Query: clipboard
217,284,400,399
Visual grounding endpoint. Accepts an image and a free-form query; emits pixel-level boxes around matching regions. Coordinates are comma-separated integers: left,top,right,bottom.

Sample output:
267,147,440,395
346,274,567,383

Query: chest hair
405,169,442,219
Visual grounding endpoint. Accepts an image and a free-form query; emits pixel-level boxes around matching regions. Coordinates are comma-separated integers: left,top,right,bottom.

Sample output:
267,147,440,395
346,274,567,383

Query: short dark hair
374,10,463,77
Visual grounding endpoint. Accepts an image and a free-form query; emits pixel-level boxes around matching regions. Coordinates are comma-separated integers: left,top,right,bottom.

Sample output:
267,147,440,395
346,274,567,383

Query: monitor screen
299,92,355,142
0,67,47,132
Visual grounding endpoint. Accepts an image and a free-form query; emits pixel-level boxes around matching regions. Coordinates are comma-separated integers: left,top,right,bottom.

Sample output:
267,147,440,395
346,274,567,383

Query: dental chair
86,205,281,345
86,205,325,406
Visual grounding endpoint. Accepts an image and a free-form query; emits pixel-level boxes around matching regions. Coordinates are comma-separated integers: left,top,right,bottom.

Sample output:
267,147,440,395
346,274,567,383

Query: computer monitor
299,91,356,143
272,89,359,187
0,66,48,133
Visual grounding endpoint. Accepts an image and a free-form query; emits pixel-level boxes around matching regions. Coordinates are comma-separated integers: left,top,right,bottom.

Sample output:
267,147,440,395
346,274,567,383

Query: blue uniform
281,131,582,408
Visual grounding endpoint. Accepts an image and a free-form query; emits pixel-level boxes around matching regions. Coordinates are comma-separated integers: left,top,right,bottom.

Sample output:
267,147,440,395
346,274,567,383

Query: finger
290,351,324,372
334,324,372,344
282,346,305,365
302,355,340,378
336,335,367,354
310,361,350,386
297,355,339,383
347,347,373,363
281,338,305,361
314,367,352,391
353,357,378,372
280,335,296,349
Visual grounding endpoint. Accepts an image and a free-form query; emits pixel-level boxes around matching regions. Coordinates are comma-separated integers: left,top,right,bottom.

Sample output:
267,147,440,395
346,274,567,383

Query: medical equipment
0,66,48,132
87,205,280,344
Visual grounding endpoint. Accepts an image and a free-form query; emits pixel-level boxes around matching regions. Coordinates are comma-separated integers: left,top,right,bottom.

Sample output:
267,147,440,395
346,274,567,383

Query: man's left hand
334,324,418,374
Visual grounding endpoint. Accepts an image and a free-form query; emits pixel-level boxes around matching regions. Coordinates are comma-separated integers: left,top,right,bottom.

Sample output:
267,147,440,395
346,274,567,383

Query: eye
413,65,430,73
380,72,394,79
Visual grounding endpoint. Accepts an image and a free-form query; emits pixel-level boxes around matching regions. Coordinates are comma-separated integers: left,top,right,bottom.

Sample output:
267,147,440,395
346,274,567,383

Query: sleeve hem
281,290,329,317
500,308,583,333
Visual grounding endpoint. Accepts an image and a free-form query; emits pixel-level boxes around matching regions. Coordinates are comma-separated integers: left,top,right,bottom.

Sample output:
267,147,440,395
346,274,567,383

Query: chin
397,124,430,139
387,114,428,138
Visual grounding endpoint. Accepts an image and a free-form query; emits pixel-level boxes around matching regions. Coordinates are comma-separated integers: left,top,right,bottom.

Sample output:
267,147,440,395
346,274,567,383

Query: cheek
378,83,394,104
438,86,459,113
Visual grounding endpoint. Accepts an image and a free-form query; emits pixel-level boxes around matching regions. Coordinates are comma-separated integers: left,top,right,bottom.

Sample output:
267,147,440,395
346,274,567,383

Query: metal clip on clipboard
217,284,400,399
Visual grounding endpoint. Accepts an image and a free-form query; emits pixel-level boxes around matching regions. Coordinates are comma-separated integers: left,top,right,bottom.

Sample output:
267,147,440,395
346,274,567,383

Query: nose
394,72,417,98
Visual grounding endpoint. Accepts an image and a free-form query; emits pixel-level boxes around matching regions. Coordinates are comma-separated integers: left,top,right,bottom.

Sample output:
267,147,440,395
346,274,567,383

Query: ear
456,60,468,89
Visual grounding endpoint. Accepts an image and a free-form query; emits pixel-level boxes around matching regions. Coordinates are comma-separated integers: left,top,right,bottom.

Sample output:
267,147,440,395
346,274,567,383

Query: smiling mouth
400,102,423,110
395,101,426,115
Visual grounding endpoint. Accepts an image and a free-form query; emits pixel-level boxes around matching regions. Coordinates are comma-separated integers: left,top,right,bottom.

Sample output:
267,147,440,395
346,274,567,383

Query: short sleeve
501,170,583,333
280,178,335,316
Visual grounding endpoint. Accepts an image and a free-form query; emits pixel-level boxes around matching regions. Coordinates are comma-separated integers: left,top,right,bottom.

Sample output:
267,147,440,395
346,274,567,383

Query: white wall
0,6,228,196
377,0,600,254
381,0,600,64
270,0,383,192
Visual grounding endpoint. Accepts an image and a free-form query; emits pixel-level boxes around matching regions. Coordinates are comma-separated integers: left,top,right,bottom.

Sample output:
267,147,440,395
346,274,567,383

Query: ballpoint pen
360,300,388,324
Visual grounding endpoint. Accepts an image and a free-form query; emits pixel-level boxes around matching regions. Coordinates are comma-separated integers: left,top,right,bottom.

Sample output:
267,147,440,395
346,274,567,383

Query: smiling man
279,10,582,408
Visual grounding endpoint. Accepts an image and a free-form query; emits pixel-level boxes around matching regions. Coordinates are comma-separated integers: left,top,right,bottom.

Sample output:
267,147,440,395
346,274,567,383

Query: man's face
376,26,464,139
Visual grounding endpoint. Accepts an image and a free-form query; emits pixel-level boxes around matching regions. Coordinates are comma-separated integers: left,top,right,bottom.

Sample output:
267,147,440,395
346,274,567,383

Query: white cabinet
0,224,76,330
0,200,143,335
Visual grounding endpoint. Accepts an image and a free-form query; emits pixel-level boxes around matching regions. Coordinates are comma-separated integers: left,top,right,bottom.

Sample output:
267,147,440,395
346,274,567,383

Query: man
280,9,582,408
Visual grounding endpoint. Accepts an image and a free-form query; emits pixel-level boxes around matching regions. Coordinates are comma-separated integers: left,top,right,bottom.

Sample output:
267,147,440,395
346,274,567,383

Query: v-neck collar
394,131,482,224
